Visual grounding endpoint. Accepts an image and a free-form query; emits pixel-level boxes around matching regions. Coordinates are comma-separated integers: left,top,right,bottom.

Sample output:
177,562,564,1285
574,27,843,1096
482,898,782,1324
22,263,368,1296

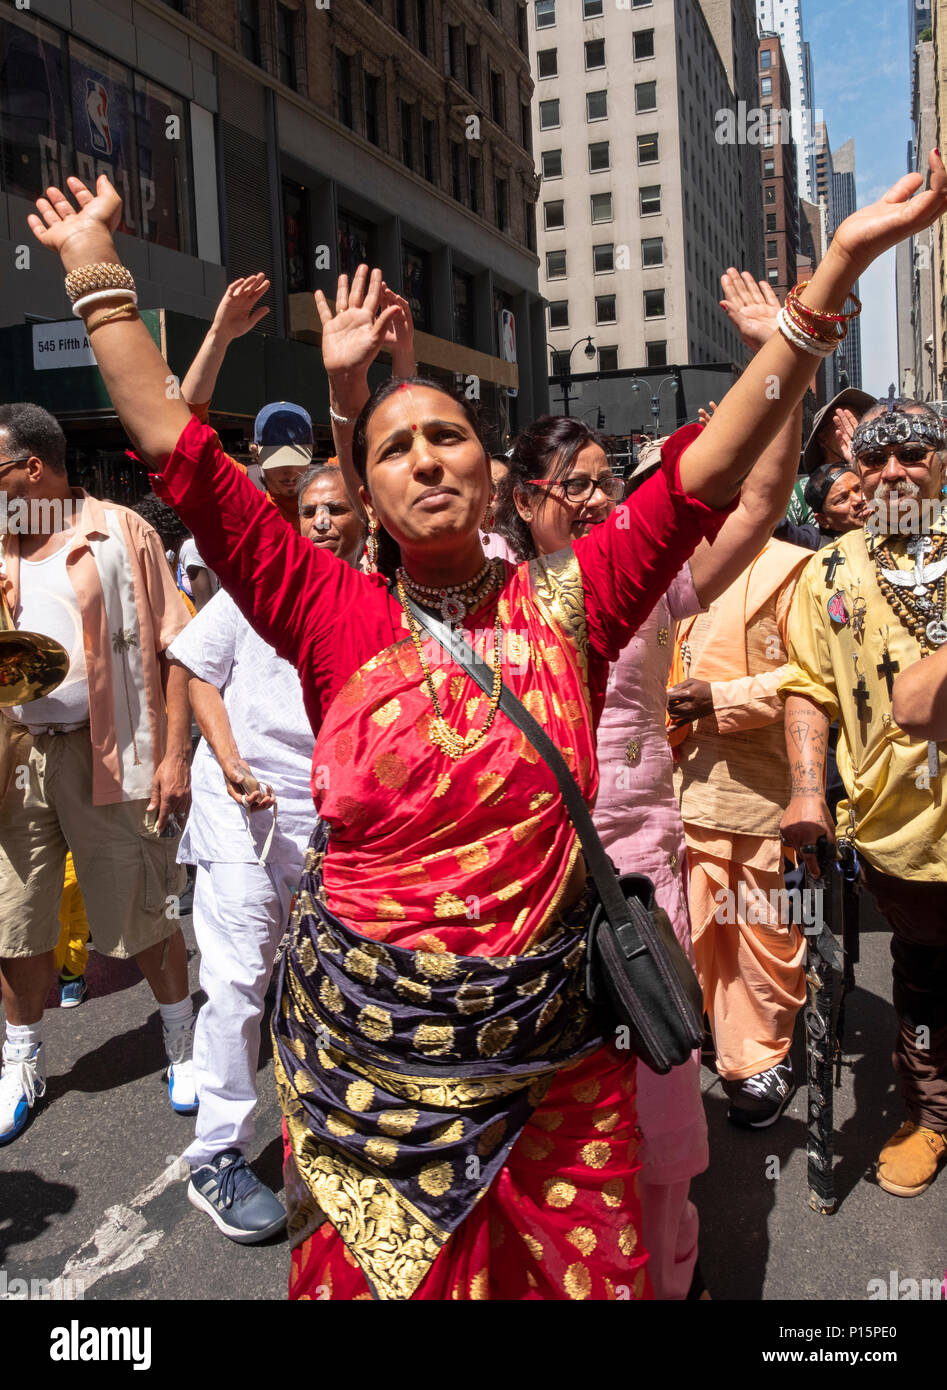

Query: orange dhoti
685,826,805,1082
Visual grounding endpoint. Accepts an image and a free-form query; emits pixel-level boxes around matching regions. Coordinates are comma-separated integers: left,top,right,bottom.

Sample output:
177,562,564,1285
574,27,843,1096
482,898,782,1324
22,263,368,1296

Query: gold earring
365,516,379,573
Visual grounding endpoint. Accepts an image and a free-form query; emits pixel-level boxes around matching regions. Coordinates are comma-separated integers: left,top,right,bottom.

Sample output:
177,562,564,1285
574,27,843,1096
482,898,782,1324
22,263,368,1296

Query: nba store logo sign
85,79,113,156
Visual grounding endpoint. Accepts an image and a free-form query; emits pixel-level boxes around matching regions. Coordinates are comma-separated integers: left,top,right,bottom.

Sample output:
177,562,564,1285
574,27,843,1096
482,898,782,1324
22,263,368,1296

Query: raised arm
688,272,806,605
676,155,947,508
892,643,947,740
180,274,271,409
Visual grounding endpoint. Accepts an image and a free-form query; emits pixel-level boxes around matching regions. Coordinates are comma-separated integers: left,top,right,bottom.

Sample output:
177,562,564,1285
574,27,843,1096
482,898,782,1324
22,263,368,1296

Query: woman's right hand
829,148,947,278
27,174,123,268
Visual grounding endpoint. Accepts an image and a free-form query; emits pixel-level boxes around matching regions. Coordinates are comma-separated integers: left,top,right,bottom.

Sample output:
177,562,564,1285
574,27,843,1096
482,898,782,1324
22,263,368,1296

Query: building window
586,90,607,121
448,24,464,80
395,0,409,35
338,209,374,280
550,349,571,375
468,153,481,212
644,288,665,318
400,99,414,167
422,117,436,181
632,0,651,6
646,340,667,367
593,243,614,273
635,81,656,112
539,98,560,129
543,199,564,229
240,0,261,64
548,299,569,329
416,0,429,57
633,29,655,60
595,294,617,324
639,184,661,214
760,49,771,69
283,181,309,293
516,3,528,51
542,148,562,179
365,74,381,146
585,39,605,69
590,192,612,222
588,140,610,172
583,0,604,16
466,43,480,96
546,249,567,278
451,141,464,200
763,157,775,176
766,239,778,259
761,75,772,96
277,5,297,89
336,51,354,129
637,132,659,163
402,241,431,330
641,235,663,266
764,184,776,204
537,48,557,78
767,267,779,282
521,102,532,153
490,69,505,126
765,212,776,232
525,198,536,252
536,0,555,29
494,176,508,231
598,346,618,371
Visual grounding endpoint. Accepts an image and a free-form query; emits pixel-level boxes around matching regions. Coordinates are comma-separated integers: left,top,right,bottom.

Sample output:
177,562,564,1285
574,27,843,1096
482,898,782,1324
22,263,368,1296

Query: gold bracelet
86,303,139,332
64,262,136,303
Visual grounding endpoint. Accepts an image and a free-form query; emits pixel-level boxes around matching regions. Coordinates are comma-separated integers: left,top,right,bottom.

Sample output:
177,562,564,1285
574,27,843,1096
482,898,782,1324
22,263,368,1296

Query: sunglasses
530,474,624,503
855,444,932,471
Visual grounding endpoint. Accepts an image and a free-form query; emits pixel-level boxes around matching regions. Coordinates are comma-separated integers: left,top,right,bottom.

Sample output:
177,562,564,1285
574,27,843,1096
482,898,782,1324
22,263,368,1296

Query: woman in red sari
28,161,947,1300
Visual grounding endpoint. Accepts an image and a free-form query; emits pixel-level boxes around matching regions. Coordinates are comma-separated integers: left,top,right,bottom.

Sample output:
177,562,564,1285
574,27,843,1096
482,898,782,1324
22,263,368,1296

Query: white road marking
43,1151,189,1300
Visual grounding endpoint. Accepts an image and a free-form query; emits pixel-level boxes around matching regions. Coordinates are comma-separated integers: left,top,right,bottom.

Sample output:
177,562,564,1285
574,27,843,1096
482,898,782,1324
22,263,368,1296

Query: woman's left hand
28,174,123,267
830,149,947,276
379,284,417,379
315,265,401,412
718,269,781,354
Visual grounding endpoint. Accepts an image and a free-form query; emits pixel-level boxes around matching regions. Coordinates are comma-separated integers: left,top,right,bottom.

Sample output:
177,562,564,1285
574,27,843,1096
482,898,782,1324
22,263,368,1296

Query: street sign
32,321,96,371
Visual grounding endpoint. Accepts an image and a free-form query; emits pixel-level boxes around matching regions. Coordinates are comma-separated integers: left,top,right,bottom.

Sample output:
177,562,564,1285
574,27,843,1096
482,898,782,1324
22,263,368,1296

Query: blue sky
803,0,914,394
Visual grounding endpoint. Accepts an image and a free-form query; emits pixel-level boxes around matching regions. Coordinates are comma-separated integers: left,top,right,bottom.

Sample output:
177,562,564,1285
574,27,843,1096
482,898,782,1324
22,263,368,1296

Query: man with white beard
779,399,947,1200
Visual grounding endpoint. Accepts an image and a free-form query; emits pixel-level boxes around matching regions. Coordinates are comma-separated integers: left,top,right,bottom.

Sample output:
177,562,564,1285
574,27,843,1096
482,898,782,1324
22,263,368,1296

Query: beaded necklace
870,531,947,655
397,558,495,623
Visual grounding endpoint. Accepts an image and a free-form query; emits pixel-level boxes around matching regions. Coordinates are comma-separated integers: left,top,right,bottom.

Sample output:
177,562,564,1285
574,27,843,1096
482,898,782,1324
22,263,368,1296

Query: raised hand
718,269,781,354
378,283,416,379
27,174,122,265
831,148,947,276
315,265,402,409
211,274,271,339
698,401,718,427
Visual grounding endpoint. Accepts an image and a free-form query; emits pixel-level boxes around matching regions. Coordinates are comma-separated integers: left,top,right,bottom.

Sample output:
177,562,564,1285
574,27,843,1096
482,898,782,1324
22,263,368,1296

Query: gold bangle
86,303,139,332
64,262,136,303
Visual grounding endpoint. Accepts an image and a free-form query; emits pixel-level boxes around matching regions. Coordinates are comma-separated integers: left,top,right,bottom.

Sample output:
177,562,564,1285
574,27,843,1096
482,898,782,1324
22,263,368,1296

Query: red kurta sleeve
150,416,396,728
573,424,737,662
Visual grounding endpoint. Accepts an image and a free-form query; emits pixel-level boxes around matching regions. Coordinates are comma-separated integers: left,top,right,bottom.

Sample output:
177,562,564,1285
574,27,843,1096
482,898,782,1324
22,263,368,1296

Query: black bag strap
399,592,636,932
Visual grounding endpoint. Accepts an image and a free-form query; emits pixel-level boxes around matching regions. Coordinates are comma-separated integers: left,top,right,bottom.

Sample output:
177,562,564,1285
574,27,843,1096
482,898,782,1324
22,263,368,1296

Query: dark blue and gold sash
273,824,601,1301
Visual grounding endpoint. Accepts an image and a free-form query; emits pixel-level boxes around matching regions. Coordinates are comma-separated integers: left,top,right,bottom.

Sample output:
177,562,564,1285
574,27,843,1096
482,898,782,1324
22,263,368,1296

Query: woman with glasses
26,160,947,1300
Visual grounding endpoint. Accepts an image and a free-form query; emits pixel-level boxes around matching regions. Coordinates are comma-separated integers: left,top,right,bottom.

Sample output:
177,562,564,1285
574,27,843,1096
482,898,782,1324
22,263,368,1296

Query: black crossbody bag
402,595,704,1075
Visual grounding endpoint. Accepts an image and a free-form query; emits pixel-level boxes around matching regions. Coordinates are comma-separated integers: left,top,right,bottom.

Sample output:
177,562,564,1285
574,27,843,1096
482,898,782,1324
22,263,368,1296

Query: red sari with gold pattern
153,417,732,1301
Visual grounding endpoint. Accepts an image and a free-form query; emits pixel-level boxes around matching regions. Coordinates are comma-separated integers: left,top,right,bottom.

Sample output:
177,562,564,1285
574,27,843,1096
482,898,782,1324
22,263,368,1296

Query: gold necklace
397,574,504,760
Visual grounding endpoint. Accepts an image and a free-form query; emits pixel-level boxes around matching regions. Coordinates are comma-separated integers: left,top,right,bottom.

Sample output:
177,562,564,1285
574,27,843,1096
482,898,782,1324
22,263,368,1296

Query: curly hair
132,492,190,552
350,376,491,581
494,415,611,562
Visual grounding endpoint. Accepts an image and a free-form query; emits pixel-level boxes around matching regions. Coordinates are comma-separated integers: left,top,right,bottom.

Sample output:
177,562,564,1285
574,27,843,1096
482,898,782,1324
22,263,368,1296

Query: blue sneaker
187,1150,286,1243
164,1021,198,1114
59,975,88,1009
0,1042,46,1144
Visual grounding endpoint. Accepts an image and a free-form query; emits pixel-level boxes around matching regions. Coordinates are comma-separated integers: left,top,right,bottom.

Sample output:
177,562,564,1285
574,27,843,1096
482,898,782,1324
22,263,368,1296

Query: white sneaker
0,1042,46,1144
164,1022,198,1115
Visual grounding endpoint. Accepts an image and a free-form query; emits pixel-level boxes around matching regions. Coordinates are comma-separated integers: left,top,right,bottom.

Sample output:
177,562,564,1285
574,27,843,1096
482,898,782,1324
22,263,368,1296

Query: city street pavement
1,898,943,1302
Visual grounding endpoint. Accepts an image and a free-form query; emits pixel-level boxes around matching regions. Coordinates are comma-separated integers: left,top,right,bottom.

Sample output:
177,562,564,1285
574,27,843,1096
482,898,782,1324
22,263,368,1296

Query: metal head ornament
851,402,946,460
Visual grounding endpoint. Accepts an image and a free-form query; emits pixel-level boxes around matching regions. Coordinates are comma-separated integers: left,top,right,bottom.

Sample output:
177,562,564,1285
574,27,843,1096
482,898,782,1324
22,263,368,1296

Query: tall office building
896,21,941,399
530,0,763,407
757,31,798,299
830,140,862,390
755,0,817,204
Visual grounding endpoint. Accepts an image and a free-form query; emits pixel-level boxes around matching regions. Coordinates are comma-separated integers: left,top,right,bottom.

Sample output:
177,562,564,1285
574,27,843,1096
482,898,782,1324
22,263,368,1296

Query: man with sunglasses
780,399,947,1197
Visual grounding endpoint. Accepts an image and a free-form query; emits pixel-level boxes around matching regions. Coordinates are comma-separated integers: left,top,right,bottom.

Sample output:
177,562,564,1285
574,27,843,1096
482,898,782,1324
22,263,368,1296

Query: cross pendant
852,677,870,721
929,741,940,782
822,548,845,586
876,650,900,700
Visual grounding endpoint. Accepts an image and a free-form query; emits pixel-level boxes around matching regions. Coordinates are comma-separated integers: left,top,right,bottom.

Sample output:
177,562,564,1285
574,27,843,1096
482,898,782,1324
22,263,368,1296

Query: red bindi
412,423,417,431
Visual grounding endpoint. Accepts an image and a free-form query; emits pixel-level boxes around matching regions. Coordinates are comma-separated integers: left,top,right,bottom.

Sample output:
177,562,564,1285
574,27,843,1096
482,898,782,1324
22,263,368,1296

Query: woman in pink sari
29,163,945,1299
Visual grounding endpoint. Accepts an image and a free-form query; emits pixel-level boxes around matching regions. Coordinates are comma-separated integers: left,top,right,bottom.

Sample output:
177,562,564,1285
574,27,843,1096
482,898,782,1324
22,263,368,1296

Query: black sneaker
723,1055,795,1129
187,1149,286,1243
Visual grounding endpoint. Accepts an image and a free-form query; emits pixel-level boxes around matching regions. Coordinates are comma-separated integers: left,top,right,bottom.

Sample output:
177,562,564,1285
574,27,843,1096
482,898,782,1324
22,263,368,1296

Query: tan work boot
876,1121,947,1197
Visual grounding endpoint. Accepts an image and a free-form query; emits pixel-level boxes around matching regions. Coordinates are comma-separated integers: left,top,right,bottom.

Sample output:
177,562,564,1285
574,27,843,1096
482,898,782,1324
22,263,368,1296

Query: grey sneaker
187,1149,286,1243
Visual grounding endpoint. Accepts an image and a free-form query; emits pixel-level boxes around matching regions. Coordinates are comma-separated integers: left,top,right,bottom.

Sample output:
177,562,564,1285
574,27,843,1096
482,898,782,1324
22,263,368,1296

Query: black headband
804,463,855,513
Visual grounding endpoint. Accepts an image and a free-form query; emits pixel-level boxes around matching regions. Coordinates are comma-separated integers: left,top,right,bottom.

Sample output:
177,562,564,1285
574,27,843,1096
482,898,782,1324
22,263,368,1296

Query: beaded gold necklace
396,564,504,760
397,558,495,623
871,531,947,655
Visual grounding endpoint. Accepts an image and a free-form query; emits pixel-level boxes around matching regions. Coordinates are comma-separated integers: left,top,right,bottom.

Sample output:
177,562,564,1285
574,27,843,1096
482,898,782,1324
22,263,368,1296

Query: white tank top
7,538,90,728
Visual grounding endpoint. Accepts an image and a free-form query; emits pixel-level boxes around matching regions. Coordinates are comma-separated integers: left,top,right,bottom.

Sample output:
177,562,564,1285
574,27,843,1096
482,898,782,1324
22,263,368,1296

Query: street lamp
627,373,680,435
547,336,596,417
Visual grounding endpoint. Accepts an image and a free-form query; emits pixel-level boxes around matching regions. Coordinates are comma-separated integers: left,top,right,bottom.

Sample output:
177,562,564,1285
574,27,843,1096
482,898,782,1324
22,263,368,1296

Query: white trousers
184,857,298,1168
